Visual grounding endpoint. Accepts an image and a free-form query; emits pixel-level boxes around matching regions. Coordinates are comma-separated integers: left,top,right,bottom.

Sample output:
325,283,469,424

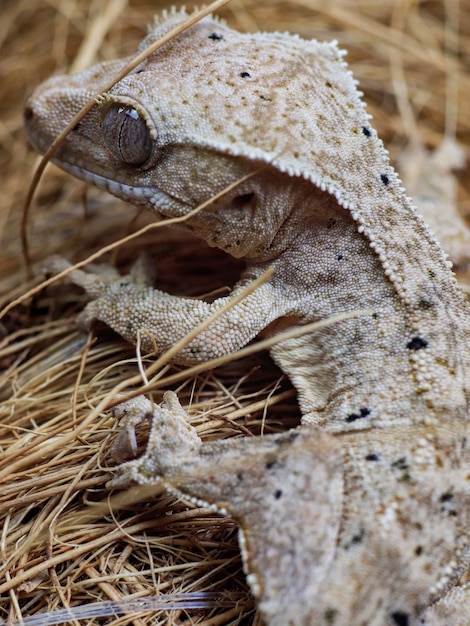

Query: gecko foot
44,255,159,339
108,392,345,626
108,392,203,487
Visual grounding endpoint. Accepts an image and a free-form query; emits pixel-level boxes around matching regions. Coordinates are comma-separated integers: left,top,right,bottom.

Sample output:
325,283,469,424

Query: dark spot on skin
259,94,272,101
327,218,337,229
440,491,454,502
324,608,338,624
232,192,255,208
285,431,300,444
439,490,457,515
391,457,411,482
381,174,390,185
345,407,371,423
337,254,343,260
390,610,410,626
208,32,223,40
365,453,379,461
240,71,251,78
392,457,409,470
362,126,371,136
419,298,433,310
265,459,278,470
236,472,244,481
414,545,423,556
344,527,365,549
406,336,428,351
274,489,283,499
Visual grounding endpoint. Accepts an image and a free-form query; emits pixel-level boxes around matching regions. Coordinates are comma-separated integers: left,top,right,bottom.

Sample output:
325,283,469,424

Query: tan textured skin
24,9,470,625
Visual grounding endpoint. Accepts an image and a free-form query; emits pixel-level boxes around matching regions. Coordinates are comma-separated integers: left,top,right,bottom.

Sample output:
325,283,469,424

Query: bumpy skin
25,9,470,625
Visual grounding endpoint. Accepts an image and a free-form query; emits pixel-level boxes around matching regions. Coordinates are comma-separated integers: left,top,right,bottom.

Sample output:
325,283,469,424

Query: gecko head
24,66,302,260
24,11,394,259
23,13,317,260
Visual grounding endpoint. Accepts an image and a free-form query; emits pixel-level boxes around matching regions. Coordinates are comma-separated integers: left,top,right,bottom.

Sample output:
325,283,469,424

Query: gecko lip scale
52,159,191,217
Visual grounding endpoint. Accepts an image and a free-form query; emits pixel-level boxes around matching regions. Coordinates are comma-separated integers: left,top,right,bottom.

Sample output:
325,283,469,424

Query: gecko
24,8,470,625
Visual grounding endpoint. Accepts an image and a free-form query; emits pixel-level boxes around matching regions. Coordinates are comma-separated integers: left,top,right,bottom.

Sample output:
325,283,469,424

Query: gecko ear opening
100,103,153,166
231,192,256,209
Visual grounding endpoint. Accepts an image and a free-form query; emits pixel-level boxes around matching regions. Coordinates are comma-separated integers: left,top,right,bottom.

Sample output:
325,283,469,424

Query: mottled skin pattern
24,9,470,625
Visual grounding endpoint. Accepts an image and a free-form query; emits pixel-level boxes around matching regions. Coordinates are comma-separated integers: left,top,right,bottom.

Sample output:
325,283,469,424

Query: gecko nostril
24,105,34,121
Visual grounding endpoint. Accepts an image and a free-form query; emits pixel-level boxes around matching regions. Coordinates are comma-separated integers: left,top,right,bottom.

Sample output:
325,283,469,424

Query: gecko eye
101,104,152,165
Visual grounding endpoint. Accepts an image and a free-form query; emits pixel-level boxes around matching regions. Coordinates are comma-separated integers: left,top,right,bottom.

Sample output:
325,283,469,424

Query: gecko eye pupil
101,104,152,165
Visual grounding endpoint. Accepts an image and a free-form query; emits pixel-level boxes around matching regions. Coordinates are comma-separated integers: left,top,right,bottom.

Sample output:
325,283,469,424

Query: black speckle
419,298,433,310
439,489,458,516
414,545,423,556
259,94,272,101
439,491,454,502
337,254,344,260
208,32,223,40
392,457,409,470
392,456,411,482
274,489,283,499
324,608,338,624
345,407,371,423
265,459,278,470
406,336,428,351
390,610,410,626
344,527,365,549
391,456,411,483
362,126,372,137
365,453,379,462
381,173,390,186
240,71,251,78
285,431,300,444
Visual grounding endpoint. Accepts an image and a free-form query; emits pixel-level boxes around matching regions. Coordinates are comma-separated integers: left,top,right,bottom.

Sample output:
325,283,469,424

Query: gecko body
25,9,470,625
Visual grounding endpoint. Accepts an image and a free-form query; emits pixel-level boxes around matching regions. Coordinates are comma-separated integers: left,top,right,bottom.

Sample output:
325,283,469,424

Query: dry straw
1,0,469,624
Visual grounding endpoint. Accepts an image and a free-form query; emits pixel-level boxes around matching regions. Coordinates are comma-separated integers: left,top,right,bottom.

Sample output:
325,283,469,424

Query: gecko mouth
56,160,155,201
53,159,188,216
